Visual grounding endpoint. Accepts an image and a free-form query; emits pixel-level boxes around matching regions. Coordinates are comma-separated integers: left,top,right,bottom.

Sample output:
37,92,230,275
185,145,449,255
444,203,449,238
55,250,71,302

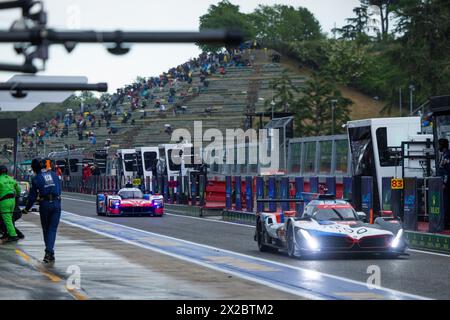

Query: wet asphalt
60,194,450,300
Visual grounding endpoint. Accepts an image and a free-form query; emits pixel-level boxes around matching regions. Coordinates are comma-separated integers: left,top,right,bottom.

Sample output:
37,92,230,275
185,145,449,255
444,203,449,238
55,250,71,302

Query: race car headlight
300,229,320,250
390,229,404,248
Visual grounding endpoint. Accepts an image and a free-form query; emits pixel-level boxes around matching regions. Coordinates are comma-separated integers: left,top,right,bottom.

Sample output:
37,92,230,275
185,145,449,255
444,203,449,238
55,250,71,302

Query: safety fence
61,173,208,206
61,174,447,233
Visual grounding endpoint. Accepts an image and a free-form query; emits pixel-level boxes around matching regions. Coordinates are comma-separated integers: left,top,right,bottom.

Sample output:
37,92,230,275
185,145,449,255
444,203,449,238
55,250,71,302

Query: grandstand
17,48,310,161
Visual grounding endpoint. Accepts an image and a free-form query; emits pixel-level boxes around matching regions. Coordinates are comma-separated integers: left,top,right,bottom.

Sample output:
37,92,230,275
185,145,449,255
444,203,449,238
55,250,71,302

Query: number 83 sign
391,178,404,190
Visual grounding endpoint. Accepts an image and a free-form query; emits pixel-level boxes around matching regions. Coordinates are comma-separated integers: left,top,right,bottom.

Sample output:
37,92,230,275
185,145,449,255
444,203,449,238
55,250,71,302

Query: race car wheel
286,223,297,258
257,220,271,252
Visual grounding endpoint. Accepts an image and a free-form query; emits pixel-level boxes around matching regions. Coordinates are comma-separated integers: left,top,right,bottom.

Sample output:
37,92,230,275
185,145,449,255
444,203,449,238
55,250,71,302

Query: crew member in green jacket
0,165,21,242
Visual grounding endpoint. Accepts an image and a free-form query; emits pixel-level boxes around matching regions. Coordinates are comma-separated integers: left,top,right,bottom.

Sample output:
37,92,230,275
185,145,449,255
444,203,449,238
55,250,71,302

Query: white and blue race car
255,195,407,258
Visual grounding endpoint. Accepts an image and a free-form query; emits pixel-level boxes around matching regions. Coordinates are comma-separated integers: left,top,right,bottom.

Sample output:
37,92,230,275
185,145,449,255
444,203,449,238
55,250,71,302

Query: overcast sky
0,0,360,93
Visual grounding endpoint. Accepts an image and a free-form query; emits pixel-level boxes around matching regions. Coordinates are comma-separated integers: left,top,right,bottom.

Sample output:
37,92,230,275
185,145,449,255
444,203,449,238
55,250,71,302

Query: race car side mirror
143,194,150,200
357,212,367,222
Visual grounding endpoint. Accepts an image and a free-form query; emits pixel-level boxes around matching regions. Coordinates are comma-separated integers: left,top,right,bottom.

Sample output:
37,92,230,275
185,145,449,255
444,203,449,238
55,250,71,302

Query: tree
265,70,299,113
333,4,378,44
295,74,352,136
362,0,396,40
198,0,255,53
394,0,450,98
250,5,323,46
322,40,371,86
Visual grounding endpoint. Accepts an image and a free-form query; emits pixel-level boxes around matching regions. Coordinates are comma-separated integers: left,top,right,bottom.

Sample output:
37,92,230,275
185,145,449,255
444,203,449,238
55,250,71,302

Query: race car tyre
256,220,272,252
286,223,297,258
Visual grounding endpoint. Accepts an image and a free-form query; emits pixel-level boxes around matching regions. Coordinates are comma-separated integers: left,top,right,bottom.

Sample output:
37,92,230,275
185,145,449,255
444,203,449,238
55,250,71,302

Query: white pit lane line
62,195,450,258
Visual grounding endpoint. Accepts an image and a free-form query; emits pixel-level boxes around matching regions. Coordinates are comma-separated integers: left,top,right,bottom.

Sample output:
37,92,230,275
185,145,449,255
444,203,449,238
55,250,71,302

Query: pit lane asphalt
61,195,450,299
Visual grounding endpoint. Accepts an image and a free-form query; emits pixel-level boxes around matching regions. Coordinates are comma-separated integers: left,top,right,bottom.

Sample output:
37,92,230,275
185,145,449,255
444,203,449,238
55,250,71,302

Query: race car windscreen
118,190,143,199
314,207,358,221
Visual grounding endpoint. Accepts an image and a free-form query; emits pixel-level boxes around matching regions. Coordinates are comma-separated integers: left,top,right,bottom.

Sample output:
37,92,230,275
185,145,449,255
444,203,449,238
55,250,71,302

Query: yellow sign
391,178,404,190
132,178,141,186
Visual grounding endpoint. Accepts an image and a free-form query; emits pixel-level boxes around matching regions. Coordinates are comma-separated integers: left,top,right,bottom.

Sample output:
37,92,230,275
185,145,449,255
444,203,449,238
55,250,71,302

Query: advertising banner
268,176,277,212
381,177,392,212
361,176,373,223
295,177,304,216
309,176,319,193
235,176,242,211
326,177,336,196
225,176,232,209
280,177,289,212
428,177,445,233
403,178,418,230
256,176,264,213
343,177,352,201
245,176,253,212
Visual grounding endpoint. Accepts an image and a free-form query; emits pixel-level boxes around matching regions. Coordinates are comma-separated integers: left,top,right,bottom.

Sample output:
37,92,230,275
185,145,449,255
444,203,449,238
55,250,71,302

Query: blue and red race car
96,187,164,217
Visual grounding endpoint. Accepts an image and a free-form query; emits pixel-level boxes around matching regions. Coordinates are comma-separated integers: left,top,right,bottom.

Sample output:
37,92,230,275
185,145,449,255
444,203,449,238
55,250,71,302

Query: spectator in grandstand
204,106,213,116
164,124,173,136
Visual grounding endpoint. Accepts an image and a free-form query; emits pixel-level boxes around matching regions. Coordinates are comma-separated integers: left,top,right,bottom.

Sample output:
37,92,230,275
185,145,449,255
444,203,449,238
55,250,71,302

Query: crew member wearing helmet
0,165,21,242
23,158,62,263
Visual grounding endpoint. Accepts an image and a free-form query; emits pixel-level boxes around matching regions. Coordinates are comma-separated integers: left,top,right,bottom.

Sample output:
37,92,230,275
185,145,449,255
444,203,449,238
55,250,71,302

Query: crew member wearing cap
23,158,62,263
0,165,21,242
